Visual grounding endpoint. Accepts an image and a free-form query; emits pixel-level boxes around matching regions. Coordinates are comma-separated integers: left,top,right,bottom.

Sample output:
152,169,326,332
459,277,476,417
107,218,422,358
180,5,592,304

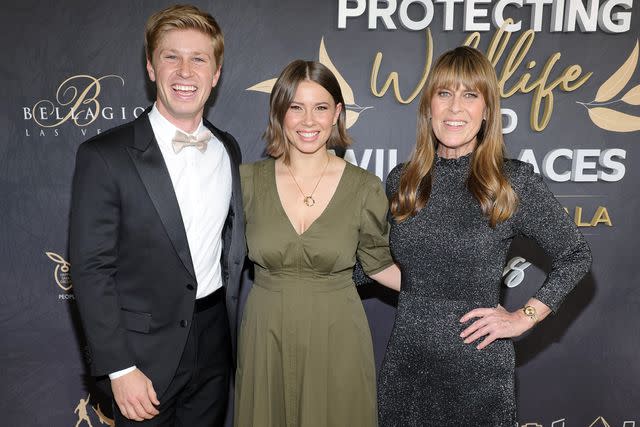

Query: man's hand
111,368,160,421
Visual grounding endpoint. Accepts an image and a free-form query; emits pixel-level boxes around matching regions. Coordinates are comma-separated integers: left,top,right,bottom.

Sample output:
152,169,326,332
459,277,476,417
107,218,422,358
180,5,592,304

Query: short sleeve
356,174,394,276
512,162,592,312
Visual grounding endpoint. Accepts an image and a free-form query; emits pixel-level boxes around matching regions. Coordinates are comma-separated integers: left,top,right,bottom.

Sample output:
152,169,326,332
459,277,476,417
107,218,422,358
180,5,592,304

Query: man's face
146,28,220,131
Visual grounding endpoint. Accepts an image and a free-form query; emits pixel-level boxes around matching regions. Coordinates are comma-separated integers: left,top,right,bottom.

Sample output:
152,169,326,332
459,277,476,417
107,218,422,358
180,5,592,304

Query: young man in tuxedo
69,5,245,425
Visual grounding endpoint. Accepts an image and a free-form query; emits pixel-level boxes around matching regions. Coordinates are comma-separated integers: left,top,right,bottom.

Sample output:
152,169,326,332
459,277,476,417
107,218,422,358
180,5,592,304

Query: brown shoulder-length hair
264,60,352,164
391,46,517,227
145,4,224,68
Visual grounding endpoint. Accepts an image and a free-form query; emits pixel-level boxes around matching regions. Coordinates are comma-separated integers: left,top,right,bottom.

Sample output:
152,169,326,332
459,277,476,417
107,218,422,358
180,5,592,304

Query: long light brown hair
264,60,352,164
391,46,517,227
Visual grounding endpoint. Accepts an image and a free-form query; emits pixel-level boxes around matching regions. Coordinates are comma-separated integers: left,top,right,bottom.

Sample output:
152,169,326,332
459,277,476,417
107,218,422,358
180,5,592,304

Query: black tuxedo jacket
69,109,245,398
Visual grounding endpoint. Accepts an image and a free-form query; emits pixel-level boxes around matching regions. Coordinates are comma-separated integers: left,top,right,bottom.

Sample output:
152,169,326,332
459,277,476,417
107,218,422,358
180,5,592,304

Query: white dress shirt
110,105,232,379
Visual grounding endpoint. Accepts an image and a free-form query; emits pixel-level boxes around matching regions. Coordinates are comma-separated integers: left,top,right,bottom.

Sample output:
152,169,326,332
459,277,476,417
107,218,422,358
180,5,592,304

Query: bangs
429,53,487,94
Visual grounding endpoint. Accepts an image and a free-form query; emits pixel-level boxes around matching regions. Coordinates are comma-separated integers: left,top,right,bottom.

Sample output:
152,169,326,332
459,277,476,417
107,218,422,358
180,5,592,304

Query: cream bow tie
171,129,213,153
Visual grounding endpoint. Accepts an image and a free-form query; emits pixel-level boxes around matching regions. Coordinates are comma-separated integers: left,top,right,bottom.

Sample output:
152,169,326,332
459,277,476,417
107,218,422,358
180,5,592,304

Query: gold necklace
285,156,331,207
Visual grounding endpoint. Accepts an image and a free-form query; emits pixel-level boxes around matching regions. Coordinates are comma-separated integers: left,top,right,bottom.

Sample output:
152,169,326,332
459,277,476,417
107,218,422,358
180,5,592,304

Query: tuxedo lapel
127,113,197,280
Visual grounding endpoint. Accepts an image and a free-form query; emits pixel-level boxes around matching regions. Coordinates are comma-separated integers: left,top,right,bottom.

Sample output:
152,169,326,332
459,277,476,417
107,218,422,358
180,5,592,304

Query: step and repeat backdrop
1,1,638,426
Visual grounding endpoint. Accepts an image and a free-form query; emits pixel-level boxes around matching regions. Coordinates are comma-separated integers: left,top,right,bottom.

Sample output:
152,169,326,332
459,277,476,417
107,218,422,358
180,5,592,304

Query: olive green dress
235,158,393,427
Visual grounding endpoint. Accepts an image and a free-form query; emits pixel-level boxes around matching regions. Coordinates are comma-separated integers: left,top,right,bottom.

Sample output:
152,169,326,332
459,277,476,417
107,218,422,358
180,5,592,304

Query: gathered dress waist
254,267,354,293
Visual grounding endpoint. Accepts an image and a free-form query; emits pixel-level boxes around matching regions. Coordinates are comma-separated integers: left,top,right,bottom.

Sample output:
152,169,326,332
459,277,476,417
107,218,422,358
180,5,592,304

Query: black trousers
114,288,231,426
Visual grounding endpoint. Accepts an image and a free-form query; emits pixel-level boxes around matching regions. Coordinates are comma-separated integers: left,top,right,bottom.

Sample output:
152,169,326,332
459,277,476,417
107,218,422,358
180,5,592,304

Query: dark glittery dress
378,154,591,427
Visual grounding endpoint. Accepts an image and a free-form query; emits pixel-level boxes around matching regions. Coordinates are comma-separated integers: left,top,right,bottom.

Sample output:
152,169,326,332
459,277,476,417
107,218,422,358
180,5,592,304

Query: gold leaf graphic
621,84,640,105
594,40,638,102
587,107,640,132
319,37,355,105
246,78,277,93
346,110,359,128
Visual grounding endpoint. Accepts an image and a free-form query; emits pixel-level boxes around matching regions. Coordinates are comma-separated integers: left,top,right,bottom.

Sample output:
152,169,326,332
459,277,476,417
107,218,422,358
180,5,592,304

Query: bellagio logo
26,75,125,128
46,251,75,300
23,74,145,138
247,38,372,129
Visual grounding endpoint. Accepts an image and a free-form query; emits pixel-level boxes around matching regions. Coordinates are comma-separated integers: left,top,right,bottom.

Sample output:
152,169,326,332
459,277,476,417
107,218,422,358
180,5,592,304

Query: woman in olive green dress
234,60,401,427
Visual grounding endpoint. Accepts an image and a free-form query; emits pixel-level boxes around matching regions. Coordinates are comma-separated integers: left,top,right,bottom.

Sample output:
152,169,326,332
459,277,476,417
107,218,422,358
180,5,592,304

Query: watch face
524,306,536,316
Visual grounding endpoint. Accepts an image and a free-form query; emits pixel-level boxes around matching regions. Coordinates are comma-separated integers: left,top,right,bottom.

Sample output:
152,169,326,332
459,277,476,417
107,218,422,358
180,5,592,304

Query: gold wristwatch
522,305,538,323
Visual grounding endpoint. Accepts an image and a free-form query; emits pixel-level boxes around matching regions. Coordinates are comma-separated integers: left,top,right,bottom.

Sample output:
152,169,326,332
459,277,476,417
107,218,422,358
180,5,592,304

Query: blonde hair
264,60,352,164
145,4,224,67
391,46,517,227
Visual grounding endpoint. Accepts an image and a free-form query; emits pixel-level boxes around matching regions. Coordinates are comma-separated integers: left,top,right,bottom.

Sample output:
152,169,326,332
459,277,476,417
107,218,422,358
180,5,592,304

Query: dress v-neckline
271,158,349,238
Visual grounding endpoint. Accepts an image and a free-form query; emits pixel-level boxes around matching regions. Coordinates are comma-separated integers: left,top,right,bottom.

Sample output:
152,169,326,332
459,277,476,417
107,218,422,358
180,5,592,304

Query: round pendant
303,195,315,207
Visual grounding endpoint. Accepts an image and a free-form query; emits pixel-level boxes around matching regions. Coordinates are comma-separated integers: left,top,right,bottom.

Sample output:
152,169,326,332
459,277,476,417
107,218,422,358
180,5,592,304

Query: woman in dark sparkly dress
377,47,592,426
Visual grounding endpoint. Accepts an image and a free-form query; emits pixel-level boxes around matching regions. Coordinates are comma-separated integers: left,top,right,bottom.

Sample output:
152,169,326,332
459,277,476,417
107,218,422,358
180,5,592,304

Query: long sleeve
69,142,134,376
512,162,592,312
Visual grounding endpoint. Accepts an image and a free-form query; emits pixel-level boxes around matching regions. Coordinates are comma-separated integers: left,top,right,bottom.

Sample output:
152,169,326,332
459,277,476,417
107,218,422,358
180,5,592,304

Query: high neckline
435,151,473,167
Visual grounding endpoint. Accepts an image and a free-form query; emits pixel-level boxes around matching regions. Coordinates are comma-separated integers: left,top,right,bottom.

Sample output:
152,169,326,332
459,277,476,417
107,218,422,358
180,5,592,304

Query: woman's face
430,84,486,158
283,80,342,157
